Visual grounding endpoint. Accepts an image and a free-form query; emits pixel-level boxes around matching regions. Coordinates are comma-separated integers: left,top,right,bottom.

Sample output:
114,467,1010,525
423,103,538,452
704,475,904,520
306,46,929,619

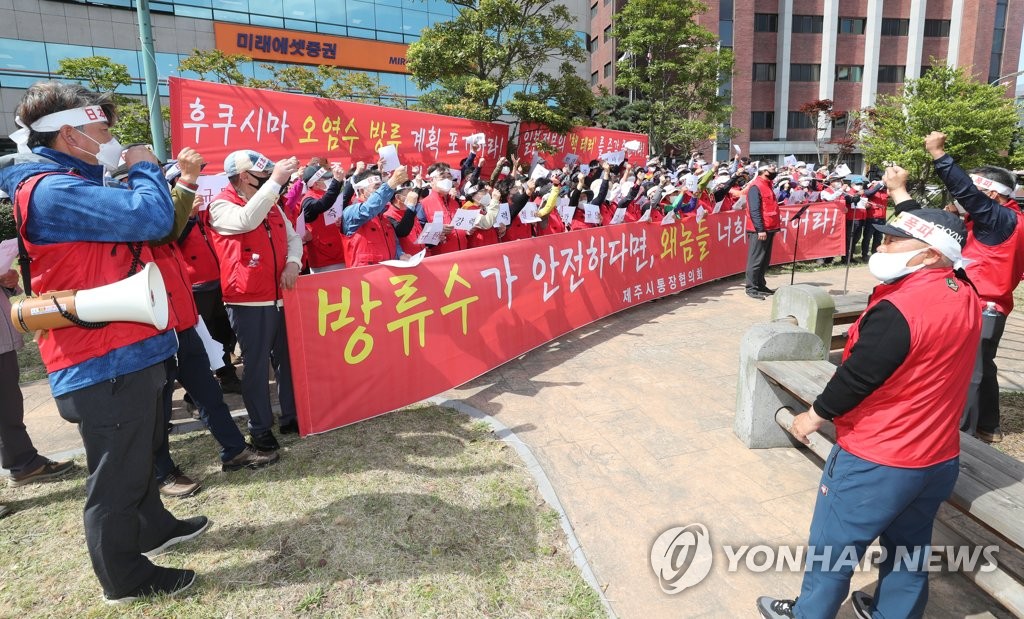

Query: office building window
590,2,597,19
603,25,611,42
791,15,823,34
877,65,906,83
590,36,598,52
989,0,1008,83
923,19,950,37
790,64,821,82
835,65,863,82
754,13,778,33
719,0,733,18
838,17,867,35
833,113,848,129
752,63,776,81
603,62,611,78
920,65,933,77
787,111,815,129
751,111,774,129
881,18,909,36
591,71,598,86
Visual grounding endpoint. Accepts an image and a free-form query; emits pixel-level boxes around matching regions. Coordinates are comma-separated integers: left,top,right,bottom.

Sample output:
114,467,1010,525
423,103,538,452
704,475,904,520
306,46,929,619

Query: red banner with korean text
168,77,510,174
284,202,844,436
516,123,650,168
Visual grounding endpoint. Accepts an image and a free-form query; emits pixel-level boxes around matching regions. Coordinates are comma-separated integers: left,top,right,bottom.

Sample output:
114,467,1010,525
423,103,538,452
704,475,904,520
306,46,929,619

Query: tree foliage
590,89,646,132
177,49,252,85
612,0,734,156
406,0,593,131
57,56,164,148
856,64,1021,192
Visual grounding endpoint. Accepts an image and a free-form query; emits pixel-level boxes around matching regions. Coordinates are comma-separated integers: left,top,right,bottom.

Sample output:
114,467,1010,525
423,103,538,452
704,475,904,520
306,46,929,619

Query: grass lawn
0,406,604,618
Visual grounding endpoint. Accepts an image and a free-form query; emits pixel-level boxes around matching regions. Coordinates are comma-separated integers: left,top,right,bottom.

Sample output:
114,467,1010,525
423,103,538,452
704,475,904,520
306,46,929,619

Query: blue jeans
795,446,959,619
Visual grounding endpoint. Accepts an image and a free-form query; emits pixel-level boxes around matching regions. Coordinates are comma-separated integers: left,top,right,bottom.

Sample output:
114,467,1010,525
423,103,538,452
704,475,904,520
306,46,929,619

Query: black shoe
218,377,243,395
104,567,196,604
143,516,210,558
250,430,280,451
757,286,776,295
850,591,873,619
279,419,299,435
222,445,280,472
746,290,768,300
756,596,796,618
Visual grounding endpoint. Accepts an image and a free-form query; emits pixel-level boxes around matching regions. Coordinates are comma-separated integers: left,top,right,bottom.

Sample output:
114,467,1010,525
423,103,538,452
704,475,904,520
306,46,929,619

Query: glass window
719,0,733,18
319,23,347,36
881,18,909,36
154,52,181,80
347,0,375,29
283,18,315,30
248,0,282,17
176,0,212,7
833,113,848,129
877,65,905,83
603,25,611,42
787,111,814,129
378,72,406,97
315,0,344,25
45,43,92,73
720,20,733,46
376,31,403,42
590,71,598,86
213,9,250,23
213,0,249,11
752,63,776,81
174,5,213,19
151,3,175,13
590,3,597,20
403,8,428,34
348,26,375,40
250,14,284,27
375,3,402,33
835,65,863,82
754,13,778,33
923,19,950,37
791,15,823,34
603,62,611,78
751,111,774,129
0,39,48,88
427,12,447,27
790,64,820,81
838,17,866,35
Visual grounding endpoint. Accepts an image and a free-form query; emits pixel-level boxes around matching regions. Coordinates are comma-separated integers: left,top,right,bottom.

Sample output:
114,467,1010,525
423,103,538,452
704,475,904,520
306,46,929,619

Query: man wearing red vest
419,169,468,254
927,131,1024,443
207,150,301,452
299,162,347,272
0,81,208,602
340,166,410,266
743,162,781,299
758,198,980,619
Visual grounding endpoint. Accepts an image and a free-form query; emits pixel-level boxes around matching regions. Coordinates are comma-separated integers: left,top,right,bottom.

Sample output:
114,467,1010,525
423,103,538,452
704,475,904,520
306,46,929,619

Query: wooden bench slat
758,360,835,404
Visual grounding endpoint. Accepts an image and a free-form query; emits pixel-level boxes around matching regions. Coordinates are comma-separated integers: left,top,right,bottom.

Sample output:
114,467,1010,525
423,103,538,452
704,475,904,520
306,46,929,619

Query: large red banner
168,77,510,174
516,123,650,168
284,203,844,435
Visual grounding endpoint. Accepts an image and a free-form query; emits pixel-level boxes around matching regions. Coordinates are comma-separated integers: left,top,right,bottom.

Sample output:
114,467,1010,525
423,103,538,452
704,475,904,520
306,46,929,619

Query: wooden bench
828,293,868,350
758,358,1024,615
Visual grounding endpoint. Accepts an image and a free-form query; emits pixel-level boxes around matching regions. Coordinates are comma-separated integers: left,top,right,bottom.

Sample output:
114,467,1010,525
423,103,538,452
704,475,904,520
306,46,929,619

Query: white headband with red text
9,106,109,154
888,211,967,269
970,174,1013,196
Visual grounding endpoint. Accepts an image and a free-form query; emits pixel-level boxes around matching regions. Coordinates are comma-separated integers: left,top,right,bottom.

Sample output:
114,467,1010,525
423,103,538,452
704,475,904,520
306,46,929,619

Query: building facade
589,0,1024,168
0,0,591,148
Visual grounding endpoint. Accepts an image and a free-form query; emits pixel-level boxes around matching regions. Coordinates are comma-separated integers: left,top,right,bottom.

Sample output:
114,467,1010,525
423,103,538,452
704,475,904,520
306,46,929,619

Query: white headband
970,174,1013,196
353,175,380,190
888,211,968,269
308,168,329,185
9,106,109,154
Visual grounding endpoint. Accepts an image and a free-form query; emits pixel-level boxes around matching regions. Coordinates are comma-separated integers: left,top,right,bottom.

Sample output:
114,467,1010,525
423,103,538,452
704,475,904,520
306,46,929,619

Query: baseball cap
873,209,968,266
303,164,329,185
224,150,274,177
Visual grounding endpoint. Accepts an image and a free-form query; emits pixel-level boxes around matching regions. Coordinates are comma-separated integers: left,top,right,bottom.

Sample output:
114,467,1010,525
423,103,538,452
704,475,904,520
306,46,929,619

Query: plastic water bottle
247,252,261,268
982,301,999,339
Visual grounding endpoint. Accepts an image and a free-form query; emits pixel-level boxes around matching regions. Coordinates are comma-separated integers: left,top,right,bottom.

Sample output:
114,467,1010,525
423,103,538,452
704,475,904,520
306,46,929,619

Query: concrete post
769,285,836,356
735,322,826,449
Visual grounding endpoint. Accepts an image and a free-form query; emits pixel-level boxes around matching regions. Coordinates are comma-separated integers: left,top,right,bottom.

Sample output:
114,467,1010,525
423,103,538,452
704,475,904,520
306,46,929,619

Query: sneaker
158,470,201,498
757,286,776,295
976,428,1004,443
756,596,796,618
104,566,196,604
279,419,299,435
746,290,768,300
250,430,280,452
8,459,75,487
0,504,9,519
143,515,211,559
222,446,280,472
850,591,873,619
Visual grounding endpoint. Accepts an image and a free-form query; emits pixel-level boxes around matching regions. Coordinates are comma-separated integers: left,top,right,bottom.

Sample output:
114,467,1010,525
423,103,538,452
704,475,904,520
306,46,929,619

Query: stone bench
769,285,868,353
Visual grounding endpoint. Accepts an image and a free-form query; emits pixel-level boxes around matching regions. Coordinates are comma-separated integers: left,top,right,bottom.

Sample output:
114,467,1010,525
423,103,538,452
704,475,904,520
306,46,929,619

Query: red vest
301,189,347,268
206,185,288,304
742,176,780,232
867,188,888,219
836,268,980,467
964,203,1024,313
14,173,171,373
845,189,868,221
151,243,198,332
420,191,468,254
343,211,399,267
384,204,423,256
502,204,534,242
176,217,220,286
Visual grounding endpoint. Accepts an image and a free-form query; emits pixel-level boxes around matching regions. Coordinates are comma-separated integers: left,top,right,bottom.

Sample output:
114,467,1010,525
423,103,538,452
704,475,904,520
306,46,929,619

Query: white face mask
75,129,123,171
501,166,510,175
477,194,492,207
436,178,453,193
868,249,926,283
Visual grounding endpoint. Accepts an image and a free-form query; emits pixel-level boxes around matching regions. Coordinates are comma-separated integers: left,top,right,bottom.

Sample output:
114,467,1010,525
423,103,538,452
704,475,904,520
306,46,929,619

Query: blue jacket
0,147,177,396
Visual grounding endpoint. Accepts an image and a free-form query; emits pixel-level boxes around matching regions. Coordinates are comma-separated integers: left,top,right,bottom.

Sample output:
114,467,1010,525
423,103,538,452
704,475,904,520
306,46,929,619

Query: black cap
873,208,968,248
303,164,327,184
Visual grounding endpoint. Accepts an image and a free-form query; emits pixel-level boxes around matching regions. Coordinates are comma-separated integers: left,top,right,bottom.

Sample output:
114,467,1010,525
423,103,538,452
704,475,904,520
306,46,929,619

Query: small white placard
580,164,591,175
196,174,230,210
599,150,626,165
380,248,427,268
450,208,480,231
497,202,511,226
415,212,445,245
609,207,627,225
558,205,576,225
323,205,341,226
661,211,677,225
583,203,601,224
637,208,652,223
784,155,798,167
530,164,550,181
195,316,226,371
378,145,400,172
518,203,541,223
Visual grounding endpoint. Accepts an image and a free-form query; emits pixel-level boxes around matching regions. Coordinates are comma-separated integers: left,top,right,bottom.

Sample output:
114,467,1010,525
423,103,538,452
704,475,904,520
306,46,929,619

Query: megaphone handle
48,294,109,329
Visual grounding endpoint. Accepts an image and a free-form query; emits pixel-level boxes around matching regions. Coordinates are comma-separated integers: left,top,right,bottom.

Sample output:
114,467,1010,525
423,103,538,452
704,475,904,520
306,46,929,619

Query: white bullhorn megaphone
11,262,168,333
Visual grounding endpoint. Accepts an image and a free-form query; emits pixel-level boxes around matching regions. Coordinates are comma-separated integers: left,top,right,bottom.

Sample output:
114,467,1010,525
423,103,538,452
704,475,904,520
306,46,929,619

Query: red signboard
284,203,845,436
169,77,510,174
516,123,650,168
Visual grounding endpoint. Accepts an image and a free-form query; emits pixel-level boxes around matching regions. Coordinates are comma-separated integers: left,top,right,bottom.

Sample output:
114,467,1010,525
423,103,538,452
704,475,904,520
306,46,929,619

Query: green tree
178,49,252,85
270,64,399,105
57,56,164,148
590,89,645,132
857,64,1021,196
406,0,593,132
612,0,734,156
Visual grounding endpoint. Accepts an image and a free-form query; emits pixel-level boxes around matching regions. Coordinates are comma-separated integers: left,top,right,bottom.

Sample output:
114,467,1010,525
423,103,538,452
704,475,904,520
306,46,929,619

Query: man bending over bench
757,196,980,618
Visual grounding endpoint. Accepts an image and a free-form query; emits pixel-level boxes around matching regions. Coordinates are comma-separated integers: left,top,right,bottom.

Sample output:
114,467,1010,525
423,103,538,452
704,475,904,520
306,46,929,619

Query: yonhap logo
650,523,713,594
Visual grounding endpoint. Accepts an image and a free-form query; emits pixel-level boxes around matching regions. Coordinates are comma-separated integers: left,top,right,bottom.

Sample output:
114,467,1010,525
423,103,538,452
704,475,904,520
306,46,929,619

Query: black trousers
962,310,1007,434
845,219,865,261
226,305,297,435
55,361,179,598
745,230,777,292
0,351,46,475
193,285,238,380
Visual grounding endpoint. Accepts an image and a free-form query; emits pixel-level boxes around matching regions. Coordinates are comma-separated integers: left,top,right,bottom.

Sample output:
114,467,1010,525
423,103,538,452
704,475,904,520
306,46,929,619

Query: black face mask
248,173,271,192
765,171,778,181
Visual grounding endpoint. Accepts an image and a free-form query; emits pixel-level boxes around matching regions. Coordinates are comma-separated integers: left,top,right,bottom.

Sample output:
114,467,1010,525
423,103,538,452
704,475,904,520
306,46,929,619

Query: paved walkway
15,264,1022,617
